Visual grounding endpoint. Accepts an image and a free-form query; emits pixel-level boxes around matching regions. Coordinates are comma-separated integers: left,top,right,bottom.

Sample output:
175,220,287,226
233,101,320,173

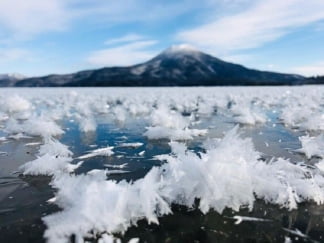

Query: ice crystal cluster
0,86,323,242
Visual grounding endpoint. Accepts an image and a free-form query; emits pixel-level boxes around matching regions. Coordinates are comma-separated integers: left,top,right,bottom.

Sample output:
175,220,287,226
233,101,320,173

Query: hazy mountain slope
0,73,26,87
307,76,324,84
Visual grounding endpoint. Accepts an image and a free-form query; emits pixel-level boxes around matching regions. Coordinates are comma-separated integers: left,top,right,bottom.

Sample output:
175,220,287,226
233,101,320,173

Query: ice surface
0,86,323,242
41,126,324,242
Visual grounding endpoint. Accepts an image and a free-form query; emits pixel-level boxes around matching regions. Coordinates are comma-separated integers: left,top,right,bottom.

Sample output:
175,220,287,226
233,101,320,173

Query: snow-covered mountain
14,45,307,86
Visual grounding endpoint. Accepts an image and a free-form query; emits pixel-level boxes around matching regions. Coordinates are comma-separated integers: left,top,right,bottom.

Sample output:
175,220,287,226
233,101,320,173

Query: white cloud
75,0,205,23
291,62,324,76
87,40,158,67
0,48,30,62
177,0,324,54
0,0,68,38
0,0,202,40
104,34,146,46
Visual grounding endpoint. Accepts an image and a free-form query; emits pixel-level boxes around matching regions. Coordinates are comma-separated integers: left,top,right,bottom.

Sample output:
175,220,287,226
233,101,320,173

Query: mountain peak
161,44,201,56
165,44,199,52
153,44,205,63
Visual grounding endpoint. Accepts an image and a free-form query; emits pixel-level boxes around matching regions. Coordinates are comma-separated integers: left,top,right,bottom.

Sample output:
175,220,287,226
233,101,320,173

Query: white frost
297,134,324,159
1,86,323,242
78,146,114,160
20,138,80,176
144,106,207,140
232,215,271,224
119,142,143,148
42,126,324,242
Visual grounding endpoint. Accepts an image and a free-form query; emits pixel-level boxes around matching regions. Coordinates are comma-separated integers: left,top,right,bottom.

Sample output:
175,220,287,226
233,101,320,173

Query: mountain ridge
0,73,26,87
1,46,318,87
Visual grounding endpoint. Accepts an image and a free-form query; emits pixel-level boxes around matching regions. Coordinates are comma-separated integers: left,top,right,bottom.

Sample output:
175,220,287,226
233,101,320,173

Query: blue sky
0,0,324,77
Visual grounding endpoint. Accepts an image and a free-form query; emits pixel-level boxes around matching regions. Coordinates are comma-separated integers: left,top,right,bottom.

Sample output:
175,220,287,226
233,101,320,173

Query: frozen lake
0,86,323,243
